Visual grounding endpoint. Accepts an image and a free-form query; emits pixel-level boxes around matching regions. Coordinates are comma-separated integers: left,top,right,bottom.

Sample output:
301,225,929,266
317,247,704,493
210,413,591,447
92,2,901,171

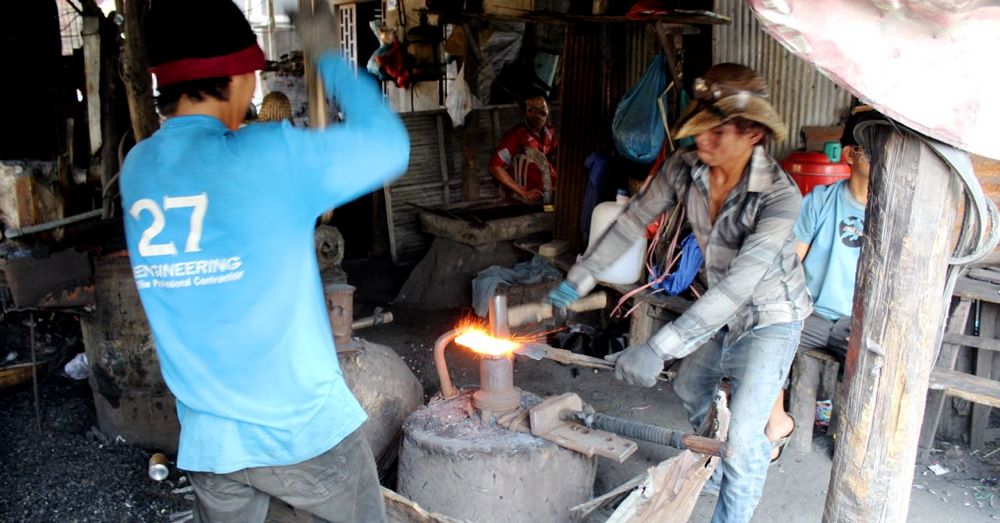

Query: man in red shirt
489,94,558,202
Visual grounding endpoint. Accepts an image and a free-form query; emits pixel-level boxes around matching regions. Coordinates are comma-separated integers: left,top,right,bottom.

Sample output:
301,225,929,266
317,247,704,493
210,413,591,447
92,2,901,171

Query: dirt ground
1,257,998,522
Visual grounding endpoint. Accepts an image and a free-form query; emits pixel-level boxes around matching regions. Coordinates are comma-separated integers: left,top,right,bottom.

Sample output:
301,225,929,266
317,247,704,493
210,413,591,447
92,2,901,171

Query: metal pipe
433,329,460,399
488,294,509,337
5,209,103,239
473,356,521,414
324,283,356,349
477,293,521,414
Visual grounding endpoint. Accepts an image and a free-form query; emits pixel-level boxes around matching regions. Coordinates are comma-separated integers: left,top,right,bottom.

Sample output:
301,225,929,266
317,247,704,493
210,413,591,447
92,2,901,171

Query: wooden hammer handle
507,292,608,327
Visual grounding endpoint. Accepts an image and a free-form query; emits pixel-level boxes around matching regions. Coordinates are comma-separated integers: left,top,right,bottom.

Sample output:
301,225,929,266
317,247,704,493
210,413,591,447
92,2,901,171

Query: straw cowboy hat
673,63,788,143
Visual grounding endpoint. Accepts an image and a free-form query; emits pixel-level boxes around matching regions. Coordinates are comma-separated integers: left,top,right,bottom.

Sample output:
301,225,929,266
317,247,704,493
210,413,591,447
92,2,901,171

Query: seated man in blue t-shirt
766,108,883,459
120,1,409,521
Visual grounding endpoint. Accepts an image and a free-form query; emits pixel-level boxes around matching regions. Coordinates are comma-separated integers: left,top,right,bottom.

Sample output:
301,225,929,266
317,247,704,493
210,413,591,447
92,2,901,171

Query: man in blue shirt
767,108,882,457
120,2,409,521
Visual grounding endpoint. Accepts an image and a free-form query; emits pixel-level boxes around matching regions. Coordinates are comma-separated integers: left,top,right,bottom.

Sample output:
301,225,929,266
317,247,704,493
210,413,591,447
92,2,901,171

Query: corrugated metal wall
714,0,853,158
385,105,558,263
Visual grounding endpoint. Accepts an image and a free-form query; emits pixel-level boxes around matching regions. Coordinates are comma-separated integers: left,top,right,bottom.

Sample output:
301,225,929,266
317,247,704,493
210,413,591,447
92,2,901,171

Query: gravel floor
0,313,190,523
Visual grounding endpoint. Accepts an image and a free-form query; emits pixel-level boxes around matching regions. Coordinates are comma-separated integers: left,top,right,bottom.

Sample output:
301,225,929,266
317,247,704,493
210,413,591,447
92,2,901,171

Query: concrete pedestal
398,392,596,522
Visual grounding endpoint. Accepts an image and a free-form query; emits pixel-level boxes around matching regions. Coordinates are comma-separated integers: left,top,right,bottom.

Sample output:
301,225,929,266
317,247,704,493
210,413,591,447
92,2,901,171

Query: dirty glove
546,281,580,310
295,1,340,65
605,342,663,388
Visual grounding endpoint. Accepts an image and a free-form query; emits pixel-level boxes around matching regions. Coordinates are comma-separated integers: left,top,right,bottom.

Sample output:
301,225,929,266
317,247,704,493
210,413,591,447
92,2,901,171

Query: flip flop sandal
770,415,795,464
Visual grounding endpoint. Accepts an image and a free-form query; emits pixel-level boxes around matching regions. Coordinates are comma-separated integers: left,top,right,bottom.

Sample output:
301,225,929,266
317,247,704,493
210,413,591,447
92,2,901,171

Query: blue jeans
672,321,802,523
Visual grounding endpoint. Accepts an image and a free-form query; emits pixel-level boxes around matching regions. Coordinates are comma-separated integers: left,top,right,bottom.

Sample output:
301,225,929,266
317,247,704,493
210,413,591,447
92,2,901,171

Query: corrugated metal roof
714,0,852,159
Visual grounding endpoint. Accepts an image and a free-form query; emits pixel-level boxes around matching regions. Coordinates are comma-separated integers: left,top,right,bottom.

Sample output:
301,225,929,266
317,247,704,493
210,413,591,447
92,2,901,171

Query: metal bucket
80,253,179,452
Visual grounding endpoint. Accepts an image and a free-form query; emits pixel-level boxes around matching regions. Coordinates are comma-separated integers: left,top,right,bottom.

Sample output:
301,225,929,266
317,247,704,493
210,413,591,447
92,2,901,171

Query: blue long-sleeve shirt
120,54,410,473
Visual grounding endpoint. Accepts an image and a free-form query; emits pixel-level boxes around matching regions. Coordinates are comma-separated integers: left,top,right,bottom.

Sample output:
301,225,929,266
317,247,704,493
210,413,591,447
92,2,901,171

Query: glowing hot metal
455,329,519,357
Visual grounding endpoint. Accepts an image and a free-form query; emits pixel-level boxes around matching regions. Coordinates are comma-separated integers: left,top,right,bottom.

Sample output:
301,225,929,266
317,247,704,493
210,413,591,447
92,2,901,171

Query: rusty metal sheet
3,250,94,310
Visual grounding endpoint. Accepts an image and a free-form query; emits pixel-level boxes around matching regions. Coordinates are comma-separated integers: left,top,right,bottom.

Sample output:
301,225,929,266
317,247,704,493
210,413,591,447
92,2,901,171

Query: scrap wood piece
603,390,730,523
607,450,717,523
382,487,465,523
570,473,645,519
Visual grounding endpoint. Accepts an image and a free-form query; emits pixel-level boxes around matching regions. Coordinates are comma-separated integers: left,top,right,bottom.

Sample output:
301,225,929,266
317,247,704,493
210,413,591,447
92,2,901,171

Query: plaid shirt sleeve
566,153,681,296
647,182,803,359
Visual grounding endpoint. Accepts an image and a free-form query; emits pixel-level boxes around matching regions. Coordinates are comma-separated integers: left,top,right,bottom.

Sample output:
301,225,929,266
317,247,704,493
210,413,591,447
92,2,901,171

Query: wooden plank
382,487,464,523
953,276,1000,304
942,332,1000,352
824,129,961,521
928,368,1000,409
967,267,1000,285
919,298,972,460
971,302,997,450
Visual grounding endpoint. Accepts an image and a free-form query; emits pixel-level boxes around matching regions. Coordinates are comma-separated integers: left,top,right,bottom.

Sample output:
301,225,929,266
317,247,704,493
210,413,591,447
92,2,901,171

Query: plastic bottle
588,190,647,284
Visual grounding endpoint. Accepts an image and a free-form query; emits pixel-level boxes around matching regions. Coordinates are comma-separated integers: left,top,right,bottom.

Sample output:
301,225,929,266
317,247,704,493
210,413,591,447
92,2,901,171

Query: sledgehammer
506,292,609,327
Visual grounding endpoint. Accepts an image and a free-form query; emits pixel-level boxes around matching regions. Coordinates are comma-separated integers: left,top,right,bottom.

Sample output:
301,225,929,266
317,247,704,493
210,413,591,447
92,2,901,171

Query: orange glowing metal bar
454,328,519,357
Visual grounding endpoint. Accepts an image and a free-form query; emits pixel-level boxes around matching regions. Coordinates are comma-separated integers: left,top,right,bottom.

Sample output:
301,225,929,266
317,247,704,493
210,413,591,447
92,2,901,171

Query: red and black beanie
145,0,265,87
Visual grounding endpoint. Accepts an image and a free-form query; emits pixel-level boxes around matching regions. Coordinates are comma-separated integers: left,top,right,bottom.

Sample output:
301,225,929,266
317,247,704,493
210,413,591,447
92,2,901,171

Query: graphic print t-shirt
794,180,865,321
119,55,409,473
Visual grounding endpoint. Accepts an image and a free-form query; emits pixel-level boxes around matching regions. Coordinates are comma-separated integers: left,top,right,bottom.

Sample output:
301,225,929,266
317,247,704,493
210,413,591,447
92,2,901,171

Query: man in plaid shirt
550,63,811,523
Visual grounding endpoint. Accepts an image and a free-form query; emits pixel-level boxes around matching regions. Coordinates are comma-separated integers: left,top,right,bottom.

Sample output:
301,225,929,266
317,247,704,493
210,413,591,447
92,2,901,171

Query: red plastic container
781,151,851,195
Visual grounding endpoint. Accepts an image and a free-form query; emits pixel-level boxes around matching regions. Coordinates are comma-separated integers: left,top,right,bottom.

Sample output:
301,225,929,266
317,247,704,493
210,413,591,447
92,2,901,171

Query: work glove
295,1,340,65
546,281,580,310
605,342,663,388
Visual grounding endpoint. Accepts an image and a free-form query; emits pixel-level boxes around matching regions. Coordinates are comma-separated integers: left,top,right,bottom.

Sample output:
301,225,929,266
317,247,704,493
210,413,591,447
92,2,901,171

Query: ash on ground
0,314,190,523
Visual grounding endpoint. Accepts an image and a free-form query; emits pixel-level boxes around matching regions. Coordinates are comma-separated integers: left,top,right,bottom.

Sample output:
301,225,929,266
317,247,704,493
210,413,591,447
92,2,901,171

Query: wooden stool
789,349,841,453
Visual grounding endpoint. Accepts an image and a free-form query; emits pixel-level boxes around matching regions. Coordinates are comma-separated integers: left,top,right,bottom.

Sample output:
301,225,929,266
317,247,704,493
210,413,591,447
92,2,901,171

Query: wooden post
790,353,823,453
119,0,159,141
970,302,997,450
300,0,328,128
82,16,103,156
824,128,962,521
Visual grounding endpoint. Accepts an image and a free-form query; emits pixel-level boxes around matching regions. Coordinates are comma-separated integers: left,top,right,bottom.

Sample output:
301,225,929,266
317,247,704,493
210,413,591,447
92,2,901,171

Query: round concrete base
398,392,596,522
339,339,423,466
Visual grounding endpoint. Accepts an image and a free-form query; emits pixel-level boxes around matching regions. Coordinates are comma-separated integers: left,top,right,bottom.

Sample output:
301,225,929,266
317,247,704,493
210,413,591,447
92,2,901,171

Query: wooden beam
119,0,159,142
918,298,972,461
824,129,962,521
928,368,1000,409
970,302,997,450
82,16,102,156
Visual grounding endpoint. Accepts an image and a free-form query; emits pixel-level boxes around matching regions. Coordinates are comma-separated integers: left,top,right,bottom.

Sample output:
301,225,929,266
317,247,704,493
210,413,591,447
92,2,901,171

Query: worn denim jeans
188,429,385,523
672,321,802,523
